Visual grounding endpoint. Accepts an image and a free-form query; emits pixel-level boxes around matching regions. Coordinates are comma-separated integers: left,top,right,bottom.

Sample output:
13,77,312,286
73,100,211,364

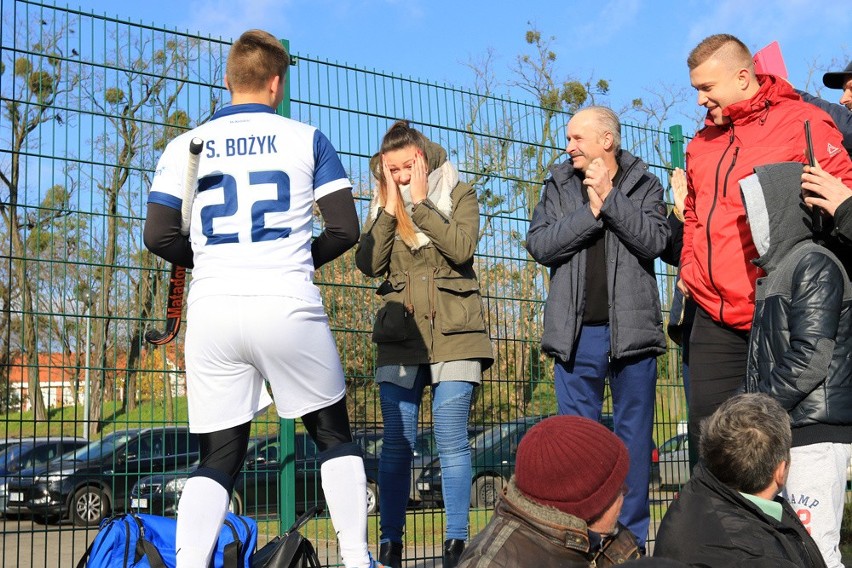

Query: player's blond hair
687,33,753,73
226,29,289,93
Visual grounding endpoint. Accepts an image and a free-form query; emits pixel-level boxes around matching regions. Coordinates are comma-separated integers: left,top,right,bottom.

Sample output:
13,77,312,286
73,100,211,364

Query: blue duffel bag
77,512,258,568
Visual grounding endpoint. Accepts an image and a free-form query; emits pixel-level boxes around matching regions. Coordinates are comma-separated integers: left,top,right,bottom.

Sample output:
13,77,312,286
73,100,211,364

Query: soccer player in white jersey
144,29,383,568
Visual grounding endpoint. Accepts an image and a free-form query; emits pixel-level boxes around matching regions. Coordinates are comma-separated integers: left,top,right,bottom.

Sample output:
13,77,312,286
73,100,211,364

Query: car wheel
366,481,379,515
229,491,243,515
72,486,109,527
471,475,504,509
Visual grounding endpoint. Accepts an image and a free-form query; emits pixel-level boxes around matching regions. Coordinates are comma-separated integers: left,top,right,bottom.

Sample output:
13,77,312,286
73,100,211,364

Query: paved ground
3,516,850,567
0,519,445,568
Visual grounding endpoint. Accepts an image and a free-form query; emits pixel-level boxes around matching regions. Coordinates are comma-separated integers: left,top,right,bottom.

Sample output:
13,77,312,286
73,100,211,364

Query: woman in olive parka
356,121,493,568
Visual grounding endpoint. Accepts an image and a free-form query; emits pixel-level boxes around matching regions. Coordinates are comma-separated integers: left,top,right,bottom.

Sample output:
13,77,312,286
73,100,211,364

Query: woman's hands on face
382,157,399,216
410,150,429,204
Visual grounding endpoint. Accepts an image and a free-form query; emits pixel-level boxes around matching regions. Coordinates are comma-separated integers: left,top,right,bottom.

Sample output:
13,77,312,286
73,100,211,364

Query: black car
0,436,88,516
417,415,660,510
354,426,486,503
130,432,381,518
417,416,549,509
6,427,198,526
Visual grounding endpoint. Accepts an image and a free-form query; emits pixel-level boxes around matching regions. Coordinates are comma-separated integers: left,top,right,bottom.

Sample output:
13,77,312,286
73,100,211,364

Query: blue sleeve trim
147,191,182,210
313,129,349,190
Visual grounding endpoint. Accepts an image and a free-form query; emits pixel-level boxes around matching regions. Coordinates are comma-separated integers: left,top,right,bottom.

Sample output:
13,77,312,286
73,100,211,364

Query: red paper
753,41,788,79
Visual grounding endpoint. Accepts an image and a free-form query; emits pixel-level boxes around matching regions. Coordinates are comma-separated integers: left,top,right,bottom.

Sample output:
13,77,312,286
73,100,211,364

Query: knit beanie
514,415,630,522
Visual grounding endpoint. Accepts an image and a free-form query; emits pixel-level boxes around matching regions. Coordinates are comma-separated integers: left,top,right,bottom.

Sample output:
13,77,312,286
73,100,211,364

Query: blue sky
73,0,851,130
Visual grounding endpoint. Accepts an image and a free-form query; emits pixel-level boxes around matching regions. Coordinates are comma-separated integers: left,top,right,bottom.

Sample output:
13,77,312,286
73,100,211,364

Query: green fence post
669,124,686,169
276,38,297,534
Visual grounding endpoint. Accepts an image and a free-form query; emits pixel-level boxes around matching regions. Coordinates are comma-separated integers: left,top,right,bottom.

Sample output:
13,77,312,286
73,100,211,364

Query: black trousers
687,306,750,467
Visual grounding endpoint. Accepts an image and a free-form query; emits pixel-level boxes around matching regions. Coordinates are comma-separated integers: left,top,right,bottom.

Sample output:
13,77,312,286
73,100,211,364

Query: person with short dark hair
458,415,641,567
654,394,826,567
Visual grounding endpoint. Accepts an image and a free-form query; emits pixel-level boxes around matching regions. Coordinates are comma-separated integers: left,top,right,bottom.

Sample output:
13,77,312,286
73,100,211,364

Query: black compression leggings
191,398,361,492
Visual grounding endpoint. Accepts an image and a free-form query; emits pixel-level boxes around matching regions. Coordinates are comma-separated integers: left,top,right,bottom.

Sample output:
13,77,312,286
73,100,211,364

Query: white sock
321,454,371,568
175,476,230,568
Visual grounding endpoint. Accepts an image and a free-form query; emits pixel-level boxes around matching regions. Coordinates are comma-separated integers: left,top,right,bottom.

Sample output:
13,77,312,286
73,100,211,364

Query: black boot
379,541,403,568
442,539,465,568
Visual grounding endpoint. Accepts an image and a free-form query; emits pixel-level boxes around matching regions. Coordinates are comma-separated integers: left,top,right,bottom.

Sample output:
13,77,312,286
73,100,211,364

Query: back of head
700,393,791,494
687,33,753,73
226,29,289,93
514,415,629,522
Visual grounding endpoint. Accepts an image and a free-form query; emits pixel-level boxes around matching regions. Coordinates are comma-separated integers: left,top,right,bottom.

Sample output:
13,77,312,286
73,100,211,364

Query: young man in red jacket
678,34,852,465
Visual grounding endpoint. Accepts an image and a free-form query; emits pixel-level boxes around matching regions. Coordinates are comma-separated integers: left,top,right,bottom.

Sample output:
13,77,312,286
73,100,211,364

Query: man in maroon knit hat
457,416,640,567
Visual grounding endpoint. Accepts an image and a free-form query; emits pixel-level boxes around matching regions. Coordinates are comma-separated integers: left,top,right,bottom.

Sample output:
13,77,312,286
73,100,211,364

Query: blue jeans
554,323,656,547
378,374,474,543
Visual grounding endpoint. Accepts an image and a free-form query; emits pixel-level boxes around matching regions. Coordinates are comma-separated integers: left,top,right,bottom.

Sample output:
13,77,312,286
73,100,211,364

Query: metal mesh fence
0,1,687,565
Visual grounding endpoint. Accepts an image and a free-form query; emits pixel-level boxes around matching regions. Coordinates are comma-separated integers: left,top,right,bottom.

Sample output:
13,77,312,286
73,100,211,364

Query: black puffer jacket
741,162,852,446
655,463,827,567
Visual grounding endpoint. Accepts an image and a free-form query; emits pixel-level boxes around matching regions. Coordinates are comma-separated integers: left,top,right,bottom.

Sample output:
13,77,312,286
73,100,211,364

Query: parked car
658,433,690,489
657,432,852,490
417,415,660,509
6,427,198,526
353,426,485,503
0,437,88,516
417,416,549,509
130,432,382,519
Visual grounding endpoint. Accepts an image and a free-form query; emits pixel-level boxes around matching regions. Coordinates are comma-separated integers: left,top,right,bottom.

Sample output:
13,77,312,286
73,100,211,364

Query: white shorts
185,295,347,433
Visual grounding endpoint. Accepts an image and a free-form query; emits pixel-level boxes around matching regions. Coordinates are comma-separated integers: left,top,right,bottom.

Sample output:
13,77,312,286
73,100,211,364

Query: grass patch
268,508,494,547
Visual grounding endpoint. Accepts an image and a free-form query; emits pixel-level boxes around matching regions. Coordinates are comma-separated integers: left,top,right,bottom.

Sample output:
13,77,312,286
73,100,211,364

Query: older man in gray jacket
525,106,669,550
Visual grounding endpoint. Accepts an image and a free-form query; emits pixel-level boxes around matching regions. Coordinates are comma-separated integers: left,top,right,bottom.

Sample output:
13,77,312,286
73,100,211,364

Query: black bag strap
75,515,168,568
297,538,321,568
287,505,324,534
75,537,96,568
131,515,169,568
251,506,324,568
221,518,242,568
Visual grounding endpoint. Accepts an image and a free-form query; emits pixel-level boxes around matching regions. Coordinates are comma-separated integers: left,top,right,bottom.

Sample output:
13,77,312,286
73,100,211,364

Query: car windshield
0,443,31,473
64,432,135,462
471,424,515,451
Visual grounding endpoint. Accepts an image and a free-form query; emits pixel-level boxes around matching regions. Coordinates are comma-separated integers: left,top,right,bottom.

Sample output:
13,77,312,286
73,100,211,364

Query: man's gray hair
700,393,791,494
580,106,621,151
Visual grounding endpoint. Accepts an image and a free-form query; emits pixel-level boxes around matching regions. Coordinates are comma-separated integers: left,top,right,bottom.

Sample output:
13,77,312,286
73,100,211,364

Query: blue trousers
378,375,474,543
554,323,656,547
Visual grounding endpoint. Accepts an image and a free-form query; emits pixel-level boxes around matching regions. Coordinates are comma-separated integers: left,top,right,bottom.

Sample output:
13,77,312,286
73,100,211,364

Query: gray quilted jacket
525,150,669,362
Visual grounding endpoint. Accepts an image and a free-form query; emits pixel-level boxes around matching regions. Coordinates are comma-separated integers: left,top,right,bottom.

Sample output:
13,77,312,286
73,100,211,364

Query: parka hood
740,161,812,274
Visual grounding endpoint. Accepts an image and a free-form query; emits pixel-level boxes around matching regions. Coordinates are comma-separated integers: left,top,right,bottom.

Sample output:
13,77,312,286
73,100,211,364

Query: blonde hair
226,30,289,93
378,120,428,247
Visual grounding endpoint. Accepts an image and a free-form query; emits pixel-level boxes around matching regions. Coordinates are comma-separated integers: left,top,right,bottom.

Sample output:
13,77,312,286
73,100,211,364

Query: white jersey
148,103,352,305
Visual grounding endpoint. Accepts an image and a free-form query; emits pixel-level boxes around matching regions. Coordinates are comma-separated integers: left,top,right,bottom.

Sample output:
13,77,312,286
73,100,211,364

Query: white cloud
183,0,294,43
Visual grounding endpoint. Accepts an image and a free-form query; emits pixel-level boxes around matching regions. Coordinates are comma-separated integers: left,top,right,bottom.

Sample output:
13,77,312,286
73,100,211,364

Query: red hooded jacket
681,75,852,331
